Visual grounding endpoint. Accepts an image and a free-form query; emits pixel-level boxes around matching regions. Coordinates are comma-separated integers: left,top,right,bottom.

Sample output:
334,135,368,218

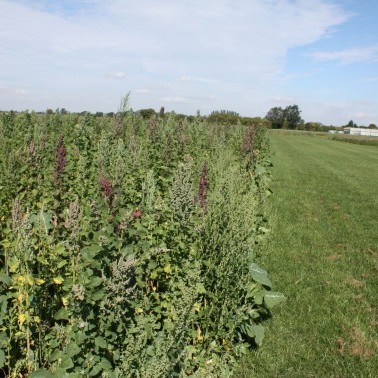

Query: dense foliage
0,111,283,377
265,105,304,130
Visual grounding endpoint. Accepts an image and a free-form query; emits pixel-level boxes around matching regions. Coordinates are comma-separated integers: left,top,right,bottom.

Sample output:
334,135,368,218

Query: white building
343,128,378,137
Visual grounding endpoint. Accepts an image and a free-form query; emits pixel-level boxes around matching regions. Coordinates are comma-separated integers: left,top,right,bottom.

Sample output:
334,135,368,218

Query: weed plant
0,111,282,377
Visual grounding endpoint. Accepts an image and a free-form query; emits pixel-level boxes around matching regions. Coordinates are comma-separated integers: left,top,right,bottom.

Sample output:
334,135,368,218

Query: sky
1,0,378,126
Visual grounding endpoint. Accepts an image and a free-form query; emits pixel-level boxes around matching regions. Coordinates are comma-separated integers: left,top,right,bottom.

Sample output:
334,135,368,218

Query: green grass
234,132,378,377
329,133,378,147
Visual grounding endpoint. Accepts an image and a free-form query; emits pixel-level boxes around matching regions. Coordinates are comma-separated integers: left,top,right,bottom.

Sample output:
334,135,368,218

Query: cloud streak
309,44,378,64
2,0,372,125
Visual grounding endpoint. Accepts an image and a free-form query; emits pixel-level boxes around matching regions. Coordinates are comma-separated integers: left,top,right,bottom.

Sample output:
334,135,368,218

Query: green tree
347,120,357,128
265,105,304,129
284,105,304,129
207,110,240,125
138,108,157,119
265,107,284,129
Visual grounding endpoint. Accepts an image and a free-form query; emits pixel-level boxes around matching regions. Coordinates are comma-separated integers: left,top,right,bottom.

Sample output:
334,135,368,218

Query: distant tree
175,113,187,121
159,106,165,117
346,120,357,128
304,122,325,132
46,108,54,114
106,112,115,117
95,112,104,117
138,108,157,119
241,117,271,128
60,108,68,115
265,107,284,129
207,110,240,125
368,123,377,129
284,105,304,129
265,105,304,129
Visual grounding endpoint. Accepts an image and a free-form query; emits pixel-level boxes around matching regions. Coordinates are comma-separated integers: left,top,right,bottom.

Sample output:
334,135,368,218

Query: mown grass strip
235,132,378,377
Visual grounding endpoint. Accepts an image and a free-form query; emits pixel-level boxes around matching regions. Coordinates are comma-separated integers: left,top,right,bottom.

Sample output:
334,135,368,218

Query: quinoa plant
0,111,282,377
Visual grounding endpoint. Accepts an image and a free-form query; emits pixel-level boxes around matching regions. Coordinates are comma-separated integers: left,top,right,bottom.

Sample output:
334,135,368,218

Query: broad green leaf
244,324,265,346
249,263,272,288
0,273,11,286
91,276,102,287
66,342,81,358
50,349,62,362
91,290,105,301
254,325,265,346
54,308,69,320
89,357,112,376
254,288,266,305
95,336,107,349
81,245,102,259
60,356,74,369
0,348,5,368
264,292,286,309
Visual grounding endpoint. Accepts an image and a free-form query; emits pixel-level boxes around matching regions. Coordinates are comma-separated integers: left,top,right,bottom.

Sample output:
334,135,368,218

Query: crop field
0,111,285,377
235,132,378,377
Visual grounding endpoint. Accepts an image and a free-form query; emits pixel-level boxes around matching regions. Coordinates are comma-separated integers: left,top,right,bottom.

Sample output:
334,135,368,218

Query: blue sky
1,0,378,125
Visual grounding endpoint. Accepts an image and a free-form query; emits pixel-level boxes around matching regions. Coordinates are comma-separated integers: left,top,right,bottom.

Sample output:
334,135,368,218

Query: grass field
234,132,378,377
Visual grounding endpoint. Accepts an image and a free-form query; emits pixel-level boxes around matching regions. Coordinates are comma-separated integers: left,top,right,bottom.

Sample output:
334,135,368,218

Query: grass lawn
234,131,378,377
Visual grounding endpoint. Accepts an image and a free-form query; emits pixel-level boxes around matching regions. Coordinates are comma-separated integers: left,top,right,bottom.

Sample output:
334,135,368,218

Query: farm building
343,127,378,137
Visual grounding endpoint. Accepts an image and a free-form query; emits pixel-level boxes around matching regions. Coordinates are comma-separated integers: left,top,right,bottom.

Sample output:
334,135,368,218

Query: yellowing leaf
197,327,203,341
34,278,45,285
8,258,19,273
18,313,28,325
62,297,68,307
53,276,64,285
163,264,171,274
62,297,69,307
33,316,41,324
26,275,34,286
17,276,26,285
193,303,201,312
135,307,143,314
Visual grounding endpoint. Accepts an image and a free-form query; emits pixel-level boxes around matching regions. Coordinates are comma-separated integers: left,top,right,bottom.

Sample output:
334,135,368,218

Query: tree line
2,105,376,130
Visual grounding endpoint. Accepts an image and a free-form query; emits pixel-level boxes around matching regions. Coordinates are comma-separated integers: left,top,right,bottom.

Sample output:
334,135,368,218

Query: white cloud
179,76,192,82
0,86,29,97
270,96,299,105
135,88,152,94
162,96,187,103
0,0,363,124
106,71,127,79
178,76,216,84
309,44,378,64
301,100,378,126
